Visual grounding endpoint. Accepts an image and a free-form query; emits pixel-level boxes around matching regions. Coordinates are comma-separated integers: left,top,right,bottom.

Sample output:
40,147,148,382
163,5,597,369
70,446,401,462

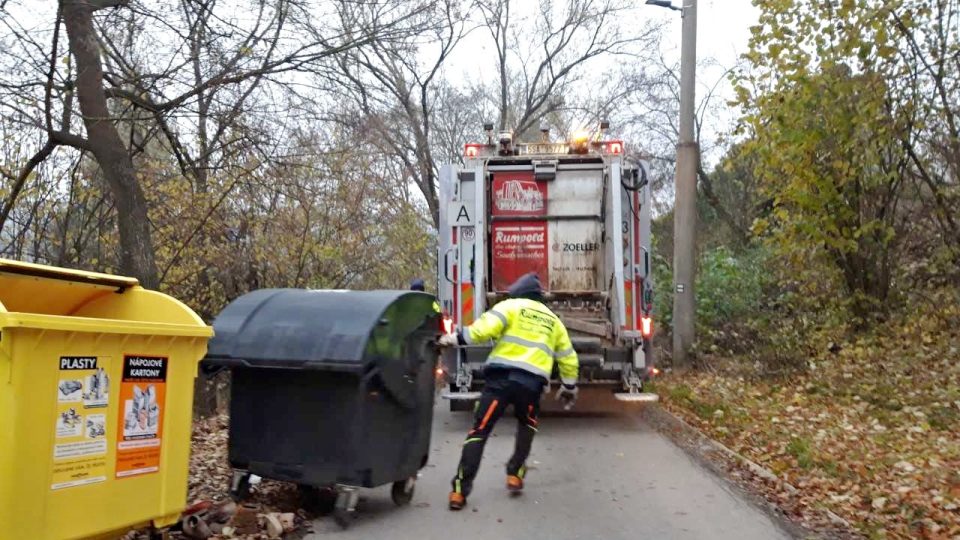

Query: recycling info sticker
51,356,110,490
115,355,168,478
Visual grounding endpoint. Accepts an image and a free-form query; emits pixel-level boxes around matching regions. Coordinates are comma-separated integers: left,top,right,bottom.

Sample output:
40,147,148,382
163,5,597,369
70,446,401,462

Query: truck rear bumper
440,344,653,387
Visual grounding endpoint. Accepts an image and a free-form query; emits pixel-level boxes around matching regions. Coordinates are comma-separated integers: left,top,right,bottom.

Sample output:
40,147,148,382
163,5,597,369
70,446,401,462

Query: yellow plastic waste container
0,258,213,540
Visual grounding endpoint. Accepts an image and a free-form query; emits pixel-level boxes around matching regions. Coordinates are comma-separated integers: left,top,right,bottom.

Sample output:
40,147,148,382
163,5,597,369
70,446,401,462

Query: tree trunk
61,0,159,288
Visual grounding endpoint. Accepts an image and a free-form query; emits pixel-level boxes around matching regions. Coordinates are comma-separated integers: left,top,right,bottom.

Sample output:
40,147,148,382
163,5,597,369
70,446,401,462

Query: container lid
0,258,210,337
0,257,138,315
204,288,438,371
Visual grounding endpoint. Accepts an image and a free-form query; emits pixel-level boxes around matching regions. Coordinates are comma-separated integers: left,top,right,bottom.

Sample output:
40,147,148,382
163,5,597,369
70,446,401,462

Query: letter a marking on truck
448,202,474,226
457,205,471,224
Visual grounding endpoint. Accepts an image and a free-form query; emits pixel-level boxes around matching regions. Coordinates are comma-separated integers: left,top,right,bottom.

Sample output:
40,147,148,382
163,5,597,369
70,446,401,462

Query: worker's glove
556,384,579,410
437,333,459,348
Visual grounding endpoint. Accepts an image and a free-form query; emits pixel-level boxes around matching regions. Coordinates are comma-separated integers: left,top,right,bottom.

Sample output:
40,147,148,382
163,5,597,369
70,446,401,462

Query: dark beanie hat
410,278,426,291
508,272,542,298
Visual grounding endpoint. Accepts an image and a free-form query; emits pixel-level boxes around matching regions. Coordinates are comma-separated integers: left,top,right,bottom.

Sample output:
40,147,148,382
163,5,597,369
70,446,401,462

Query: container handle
443,248,457,284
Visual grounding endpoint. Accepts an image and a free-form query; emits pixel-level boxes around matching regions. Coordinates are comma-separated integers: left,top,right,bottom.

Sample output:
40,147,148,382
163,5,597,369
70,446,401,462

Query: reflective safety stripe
466,308,508,345
486,356,550,379
464,297,579,384
464,437,484,445
477,399,499,431
500,335,555,356
561,377,578,386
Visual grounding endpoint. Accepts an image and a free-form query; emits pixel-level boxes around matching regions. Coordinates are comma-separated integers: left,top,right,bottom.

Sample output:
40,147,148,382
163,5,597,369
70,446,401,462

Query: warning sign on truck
115,355,167,478
51,356,110,490
492,221,548,290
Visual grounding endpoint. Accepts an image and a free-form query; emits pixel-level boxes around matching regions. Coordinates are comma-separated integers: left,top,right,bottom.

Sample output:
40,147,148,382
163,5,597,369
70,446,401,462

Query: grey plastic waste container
203,289,441,526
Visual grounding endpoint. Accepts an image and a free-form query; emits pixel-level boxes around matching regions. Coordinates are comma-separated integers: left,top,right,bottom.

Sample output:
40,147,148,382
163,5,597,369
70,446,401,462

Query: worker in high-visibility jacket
437,272,579,510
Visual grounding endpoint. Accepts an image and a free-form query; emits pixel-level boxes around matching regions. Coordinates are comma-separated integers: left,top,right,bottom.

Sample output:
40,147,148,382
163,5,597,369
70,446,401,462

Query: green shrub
696,246,772,330
654,244,774,337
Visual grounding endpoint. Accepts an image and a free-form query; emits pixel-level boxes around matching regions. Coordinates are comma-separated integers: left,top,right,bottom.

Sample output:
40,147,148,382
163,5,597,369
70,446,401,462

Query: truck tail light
605,141,623,154
442,316,454,334
641,316,653,338
464,144,482,158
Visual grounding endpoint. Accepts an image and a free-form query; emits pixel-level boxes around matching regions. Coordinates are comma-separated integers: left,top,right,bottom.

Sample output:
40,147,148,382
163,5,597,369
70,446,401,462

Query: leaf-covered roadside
656,298,960,539
148,415,310,539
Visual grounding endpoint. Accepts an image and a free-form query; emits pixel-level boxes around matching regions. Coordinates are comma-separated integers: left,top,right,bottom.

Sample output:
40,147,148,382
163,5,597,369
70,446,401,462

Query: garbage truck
436,123,657,407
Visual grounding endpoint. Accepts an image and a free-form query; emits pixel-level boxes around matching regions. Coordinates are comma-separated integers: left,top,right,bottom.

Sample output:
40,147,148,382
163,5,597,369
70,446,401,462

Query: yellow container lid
0,258,136,315
0,258,211,337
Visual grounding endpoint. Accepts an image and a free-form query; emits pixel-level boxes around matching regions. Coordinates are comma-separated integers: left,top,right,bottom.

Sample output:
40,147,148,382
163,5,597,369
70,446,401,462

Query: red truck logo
494,229,546,244
495,180,545,213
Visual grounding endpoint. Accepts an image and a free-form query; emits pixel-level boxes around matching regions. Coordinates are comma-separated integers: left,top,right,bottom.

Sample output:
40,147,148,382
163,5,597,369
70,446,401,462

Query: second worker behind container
437,272,580,510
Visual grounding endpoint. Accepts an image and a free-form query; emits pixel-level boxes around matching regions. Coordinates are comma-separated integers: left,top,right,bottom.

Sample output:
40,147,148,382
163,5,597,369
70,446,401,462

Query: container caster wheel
230,471,251,502
181,515,212,539
333,487,359,529
391,477,416,506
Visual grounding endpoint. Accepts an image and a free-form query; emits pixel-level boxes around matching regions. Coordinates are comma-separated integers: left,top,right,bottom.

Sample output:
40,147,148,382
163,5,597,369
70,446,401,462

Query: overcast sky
656,0,761,158
5,0,760,120
659,0,759,69
655,0,760,104
447,0,759,88
442,0,760,158
3,0,760,165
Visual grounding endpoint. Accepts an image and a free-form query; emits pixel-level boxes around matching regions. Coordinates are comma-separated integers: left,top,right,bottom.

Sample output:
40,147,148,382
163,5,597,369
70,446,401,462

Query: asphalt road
307,398,792,540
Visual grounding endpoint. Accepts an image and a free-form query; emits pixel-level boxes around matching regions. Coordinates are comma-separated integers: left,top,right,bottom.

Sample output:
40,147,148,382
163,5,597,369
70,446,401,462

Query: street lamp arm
645,0,682,11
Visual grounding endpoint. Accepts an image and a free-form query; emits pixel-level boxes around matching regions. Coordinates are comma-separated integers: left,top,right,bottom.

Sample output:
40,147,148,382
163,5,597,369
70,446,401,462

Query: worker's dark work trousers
451,374,541,496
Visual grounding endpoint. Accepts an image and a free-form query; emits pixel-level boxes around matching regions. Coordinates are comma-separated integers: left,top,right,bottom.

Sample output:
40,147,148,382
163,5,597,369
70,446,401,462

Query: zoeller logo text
554,242,599,252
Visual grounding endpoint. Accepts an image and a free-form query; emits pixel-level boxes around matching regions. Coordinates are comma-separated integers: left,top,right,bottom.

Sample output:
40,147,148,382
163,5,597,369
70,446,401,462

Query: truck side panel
606,161,627,332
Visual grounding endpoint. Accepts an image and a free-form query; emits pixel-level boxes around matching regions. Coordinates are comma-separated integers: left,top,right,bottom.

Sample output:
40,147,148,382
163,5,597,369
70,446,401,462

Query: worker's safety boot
448,491,466,510
506,475,524,492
